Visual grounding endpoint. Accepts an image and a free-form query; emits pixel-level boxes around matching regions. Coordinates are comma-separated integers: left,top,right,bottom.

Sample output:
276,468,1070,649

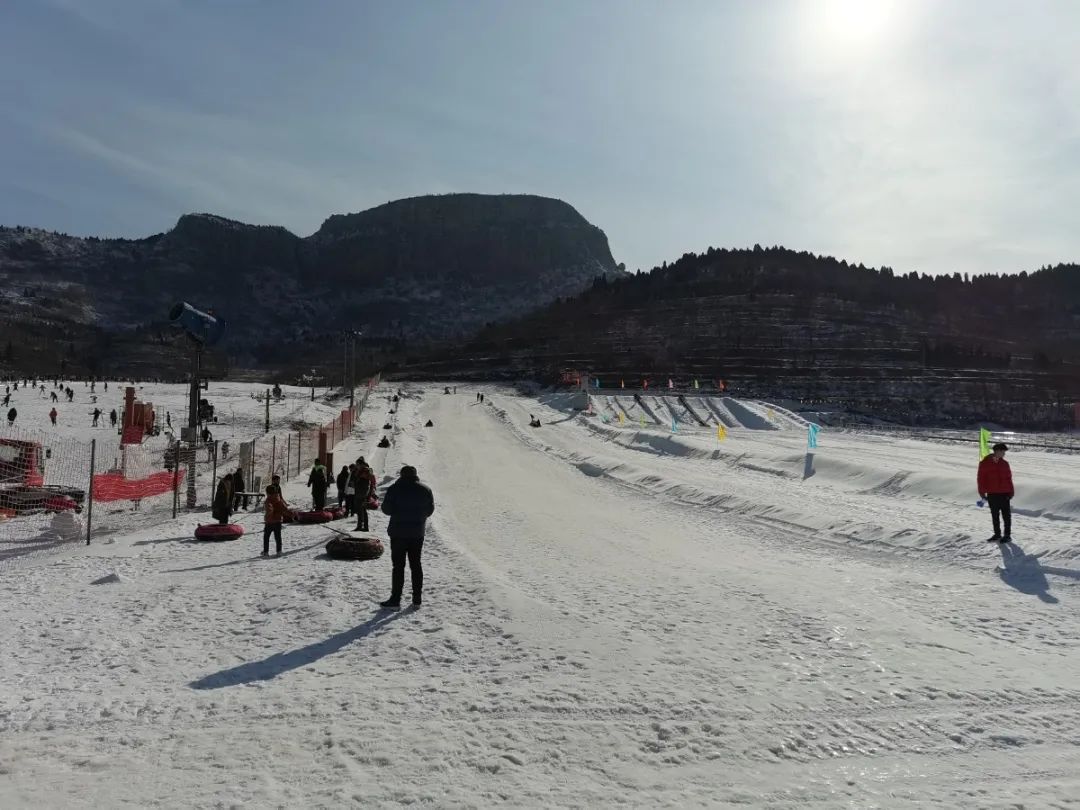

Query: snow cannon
169,302,226,347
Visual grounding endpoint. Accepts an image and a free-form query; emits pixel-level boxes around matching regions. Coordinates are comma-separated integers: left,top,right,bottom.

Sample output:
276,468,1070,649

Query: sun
818,0,898,45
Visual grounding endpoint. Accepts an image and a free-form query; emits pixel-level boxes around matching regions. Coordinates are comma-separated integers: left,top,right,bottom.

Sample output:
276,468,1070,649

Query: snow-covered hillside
1,383,1079,807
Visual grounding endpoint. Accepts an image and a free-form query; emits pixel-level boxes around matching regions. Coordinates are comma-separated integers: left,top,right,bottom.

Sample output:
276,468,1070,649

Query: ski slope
2,383,1079,807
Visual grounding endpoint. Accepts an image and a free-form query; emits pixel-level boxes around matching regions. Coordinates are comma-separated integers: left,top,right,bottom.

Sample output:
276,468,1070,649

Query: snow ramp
721,398,778,430
677,395,710,427
753,401,809,429
702,398,739,428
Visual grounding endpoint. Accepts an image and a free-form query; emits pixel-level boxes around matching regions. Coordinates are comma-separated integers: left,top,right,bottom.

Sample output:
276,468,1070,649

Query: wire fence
0,374,380,566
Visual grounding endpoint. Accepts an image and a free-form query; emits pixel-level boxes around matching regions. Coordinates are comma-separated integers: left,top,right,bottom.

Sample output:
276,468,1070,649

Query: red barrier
92,469,185,502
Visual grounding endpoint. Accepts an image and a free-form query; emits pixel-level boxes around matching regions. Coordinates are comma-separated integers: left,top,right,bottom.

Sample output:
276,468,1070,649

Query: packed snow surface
2,383,1079,808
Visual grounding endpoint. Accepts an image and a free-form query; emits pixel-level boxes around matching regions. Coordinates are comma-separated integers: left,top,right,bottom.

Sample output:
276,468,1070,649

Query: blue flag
671,416,677,433
807,423,819,449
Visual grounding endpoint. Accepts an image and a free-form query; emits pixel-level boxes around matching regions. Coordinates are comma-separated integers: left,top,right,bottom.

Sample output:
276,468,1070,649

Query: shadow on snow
190,609,409,690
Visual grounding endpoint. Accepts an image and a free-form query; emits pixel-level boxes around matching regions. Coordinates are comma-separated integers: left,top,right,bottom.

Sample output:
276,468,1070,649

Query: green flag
979,427,991,459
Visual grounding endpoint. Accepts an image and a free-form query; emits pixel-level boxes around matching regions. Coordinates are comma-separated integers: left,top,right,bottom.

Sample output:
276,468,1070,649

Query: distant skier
220,441,230,460
6,408,15,426
49,407,57,425
109,409,118,427
379,465,435,608
1,393,9,407
978,443,1014,543
91,407,101,427
307,459,329,510
50,391,58,403
166,412,171,428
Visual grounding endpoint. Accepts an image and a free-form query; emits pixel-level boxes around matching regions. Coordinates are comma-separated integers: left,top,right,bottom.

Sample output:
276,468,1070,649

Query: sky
1,0,1078,277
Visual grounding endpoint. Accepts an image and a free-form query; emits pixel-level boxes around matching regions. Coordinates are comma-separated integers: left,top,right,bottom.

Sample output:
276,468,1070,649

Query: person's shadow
998,543,1060,604
189,609,409,689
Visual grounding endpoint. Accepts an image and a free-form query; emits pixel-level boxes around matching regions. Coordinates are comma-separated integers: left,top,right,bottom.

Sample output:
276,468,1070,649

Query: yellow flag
640,413,645,427
717,424,726,441
767,409,774,420
618,412,625,424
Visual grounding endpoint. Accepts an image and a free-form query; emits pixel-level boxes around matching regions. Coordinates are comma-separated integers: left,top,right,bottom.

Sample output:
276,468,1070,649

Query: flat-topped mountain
0,194,620,374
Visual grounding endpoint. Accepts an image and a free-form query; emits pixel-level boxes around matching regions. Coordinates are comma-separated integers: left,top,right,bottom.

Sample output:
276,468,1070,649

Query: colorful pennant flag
979,427,992,459
717,424,726,441
807,423,819,449
671,416,677,433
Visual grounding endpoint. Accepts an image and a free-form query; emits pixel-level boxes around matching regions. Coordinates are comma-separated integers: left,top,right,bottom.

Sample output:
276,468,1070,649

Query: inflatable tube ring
194,523,245,541
325,536,384,560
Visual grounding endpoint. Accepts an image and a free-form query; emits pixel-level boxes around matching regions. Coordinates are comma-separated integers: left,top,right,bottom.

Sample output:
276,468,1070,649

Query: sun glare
818,0,897,45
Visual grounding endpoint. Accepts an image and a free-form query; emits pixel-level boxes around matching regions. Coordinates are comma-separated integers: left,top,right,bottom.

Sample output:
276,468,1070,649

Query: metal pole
264,389,270,434
348,334,356,414
296,430,301,473
211,439,218,507
250,437,256,489
271,434,276,478
286,433,291,478
85,438,96,546
171,438,179,519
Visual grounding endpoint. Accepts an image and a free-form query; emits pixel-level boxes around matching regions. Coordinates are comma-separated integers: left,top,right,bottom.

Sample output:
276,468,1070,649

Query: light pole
345,329,362,413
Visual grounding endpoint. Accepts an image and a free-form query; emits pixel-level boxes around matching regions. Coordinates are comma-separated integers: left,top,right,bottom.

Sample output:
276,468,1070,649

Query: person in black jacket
379,465,435,608
307,460,329,510
232,467,247,511
336,466,350,509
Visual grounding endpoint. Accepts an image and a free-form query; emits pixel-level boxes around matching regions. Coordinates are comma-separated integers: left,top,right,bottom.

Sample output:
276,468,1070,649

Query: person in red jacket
977,443,1014,543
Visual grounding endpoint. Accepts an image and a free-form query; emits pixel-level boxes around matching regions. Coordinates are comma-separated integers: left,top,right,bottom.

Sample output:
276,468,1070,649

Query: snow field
1,383,1079,807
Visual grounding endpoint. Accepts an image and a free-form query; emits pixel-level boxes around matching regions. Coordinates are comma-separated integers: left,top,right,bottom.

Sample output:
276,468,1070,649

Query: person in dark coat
379,465,435,608
232,467,247,511
307,460,329,510
353,463,372,531
978,443,1014,542
212,476,234,525
336,466,350,509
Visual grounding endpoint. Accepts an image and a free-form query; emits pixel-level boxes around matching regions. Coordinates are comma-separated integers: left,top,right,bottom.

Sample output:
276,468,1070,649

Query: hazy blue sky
1,0,1077,275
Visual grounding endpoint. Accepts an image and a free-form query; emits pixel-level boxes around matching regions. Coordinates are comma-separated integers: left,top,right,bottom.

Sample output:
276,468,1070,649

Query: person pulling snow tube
366,495,379,511
194,523,245,541
325,535,384,560
294,509,334,524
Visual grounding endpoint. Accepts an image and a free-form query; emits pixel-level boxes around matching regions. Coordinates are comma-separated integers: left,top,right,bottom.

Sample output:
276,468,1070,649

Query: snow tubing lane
194,524,245,541
325,536,384,560
295,510,334,524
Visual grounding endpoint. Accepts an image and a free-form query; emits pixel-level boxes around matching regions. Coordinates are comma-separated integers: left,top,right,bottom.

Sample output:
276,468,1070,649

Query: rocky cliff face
0,194,620,373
